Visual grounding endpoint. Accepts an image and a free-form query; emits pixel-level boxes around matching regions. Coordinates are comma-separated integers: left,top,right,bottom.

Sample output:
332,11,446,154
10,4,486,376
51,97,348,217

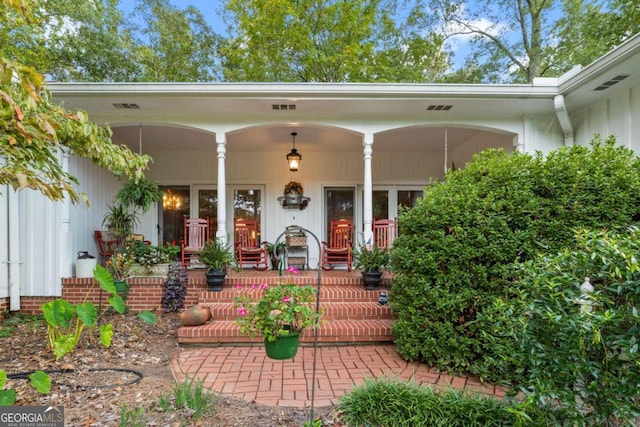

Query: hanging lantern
286,132,302,172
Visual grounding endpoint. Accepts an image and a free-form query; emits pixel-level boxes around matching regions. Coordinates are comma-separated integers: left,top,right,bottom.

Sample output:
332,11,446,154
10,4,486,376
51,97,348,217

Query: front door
230,186,264,244
324,187,355,240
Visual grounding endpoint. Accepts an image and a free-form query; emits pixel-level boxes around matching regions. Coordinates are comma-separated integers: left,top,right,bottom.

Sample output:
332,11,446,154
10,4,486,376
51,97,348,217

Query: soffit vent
594,74,629,91
426,105,453,111
272,104,297,110
113,103,140,109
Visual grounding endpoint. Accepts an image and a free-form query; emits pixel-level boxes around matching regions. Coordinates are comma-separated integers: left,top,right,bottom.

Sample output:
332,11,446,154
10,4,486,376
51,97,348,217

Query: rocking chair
234,219,269,271
321,219,353,271
181,217,210,268
372,218,398,248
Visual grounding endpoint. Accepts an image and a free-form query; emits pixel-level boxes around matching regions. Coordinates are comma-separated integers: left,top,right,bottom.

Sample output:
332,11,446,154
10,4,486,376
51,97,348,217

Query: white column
363,133,374,246
8,187,20,310
216,133,227,244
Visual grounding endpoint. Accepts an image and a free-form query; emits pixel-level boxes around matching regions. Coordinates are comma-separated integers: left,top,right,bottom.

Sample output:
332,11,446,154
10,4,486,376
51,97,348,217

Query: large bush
516,228,640,425
390,135,640,382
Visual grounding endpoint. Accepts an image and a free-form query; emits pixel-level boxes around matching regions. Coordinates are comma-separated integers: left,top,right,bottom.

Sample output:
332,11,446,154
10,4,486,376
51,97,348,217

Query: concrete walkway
170,344,507,408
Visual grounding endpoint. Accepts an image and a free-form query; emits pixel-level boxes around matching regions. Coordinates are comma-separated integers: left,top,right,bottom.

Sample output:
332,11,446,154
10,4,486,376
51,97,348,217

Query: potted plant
233,267,320,359
199,238,235,291
106,251,134,296
123,240,178,277
283,181,303,205
115,177,162,215
102,203,136,242
266,241,286,271
352,242,390,290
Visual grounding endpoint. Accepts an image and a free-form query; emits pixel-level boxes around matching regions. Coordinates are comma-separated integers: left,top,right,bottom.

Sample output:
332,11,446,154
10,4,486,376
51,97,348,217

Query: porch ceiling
53,83,557,154
107,122,492,153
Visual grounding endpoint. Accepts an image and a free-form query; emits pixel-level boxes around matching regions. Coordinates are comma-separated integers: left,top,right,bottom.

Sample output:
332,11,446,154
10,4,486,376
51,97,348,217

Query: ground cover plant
338,377,519,426
390,135,640,383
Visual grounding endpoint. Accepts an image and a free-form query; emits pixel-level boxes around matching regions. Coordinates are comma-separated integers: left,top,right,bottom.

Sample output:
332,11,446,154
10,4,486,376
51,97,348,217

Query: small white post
576,277,594,416
579,277,594,314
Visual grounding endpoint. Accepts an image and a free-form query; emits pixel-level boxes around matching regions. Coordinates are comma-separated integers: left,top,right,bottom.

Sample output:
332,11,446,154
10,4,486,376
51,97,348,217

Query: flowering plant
233,267,320,342
284,181,303,195
106,251,133,280
122,241,179,272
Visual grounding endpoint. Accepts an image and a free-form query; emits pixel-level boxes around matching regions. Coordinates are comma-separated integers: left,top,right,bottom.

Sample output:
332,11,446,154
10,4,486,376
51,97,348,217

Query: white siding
0,190,8,299
571,83,640,148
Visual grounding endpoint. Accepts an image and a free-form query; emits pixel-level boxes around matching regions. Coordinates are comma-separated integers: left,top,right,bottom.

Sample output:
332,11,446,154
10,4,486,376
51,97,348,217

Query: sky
118,0,226,31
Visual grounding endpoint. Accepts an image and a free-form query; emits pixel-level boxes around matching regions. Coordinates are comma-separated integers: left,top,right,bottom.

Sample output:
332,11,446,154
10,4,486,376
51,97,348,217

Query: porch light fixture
286,132,302,172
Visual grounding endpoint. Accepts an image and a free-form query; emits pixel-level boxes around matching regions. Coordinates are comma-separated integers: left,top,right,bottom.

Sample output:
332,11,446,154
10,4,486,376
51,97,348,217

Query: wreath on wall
284,181,303,195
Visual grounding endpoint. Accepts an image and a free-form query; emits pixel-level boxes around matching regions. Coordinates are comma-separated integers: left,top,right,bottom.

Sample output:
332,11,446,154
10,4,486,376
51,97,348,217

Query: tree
1,0,150,204
431,0,640,83
129,0,221,82
548,0,640,75
221,0,449,82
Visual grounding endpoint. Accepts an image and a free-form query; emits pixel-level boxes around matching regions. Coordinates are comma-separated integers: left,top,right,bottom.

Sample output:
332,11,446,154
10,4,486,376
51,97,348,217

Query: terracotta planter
180,305,211,326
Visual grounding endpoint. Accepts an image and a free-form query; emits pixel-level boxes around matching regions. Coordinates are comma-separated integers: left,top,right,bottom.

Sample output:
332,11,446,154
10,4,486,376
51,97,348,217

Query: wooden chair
94,230,118,265
321,219,353,271
181,217,209,268
373,218,397,248
234,219,269,271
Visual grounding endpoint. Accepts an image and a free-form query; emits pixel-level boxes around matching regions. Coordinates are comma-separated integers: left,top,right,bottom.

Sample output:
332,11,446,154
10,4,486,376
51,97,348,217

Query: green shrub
338,377,517,426
515,228,640,425
390,135,640,382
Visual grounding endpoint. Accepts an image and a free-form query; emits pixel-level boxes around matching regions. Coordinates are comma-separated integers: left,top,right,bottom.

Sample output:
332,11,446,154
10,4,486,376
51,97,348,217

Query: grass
338,377,518,427
119,404,147,427
158,374,219,421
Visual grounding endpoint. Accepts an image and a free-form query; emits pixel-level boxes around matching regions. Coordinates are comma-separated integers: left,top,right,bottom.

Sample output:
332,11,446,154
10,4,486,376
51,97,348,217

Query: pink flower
282,296,290,303
251,284,257,290
287,266,299,275
237,307,247,316
235,283,242,289
259,283,267,289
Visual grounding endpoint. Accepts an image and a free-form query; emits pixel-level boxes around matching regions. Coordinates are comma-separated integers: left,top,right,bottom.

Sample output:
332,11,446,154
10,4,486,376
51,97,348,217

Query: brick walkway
170,344,507,408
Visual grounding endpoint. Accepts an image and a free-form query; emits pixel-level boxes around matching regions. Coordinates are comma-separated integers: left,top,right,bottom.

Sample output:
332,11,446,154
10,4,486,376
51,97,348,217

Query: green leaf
53,334,78,360
75,302,98,327
0,389,16,406
0,370,5,388
108,295,126,314
29,371,51,394
137,311,157,325
94,264,117,295
99,323,114,347
42,299,74,328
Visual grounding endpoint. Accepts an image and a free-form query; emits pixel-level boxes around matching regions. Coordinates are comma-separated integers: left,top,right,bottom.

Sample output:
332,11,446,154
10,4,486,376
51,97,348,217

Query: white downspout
554,95,575,145
8,187,21,310
60,148,72,278
216,133,227,244
362,133,374,246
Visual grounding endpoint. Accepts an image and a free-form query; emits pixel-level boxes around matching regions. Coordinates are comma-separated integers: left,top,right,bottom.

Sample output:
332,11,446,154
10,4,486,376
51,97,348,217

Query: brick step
205,301,393,322
196,285,389,304
177,319,393,345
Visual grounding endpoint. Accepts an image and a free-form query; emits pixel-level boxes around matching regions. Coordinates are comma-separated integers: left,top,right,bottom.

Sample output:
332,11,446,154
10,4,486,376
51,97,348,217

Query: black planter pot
362,270,383,290
205,269,226,291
